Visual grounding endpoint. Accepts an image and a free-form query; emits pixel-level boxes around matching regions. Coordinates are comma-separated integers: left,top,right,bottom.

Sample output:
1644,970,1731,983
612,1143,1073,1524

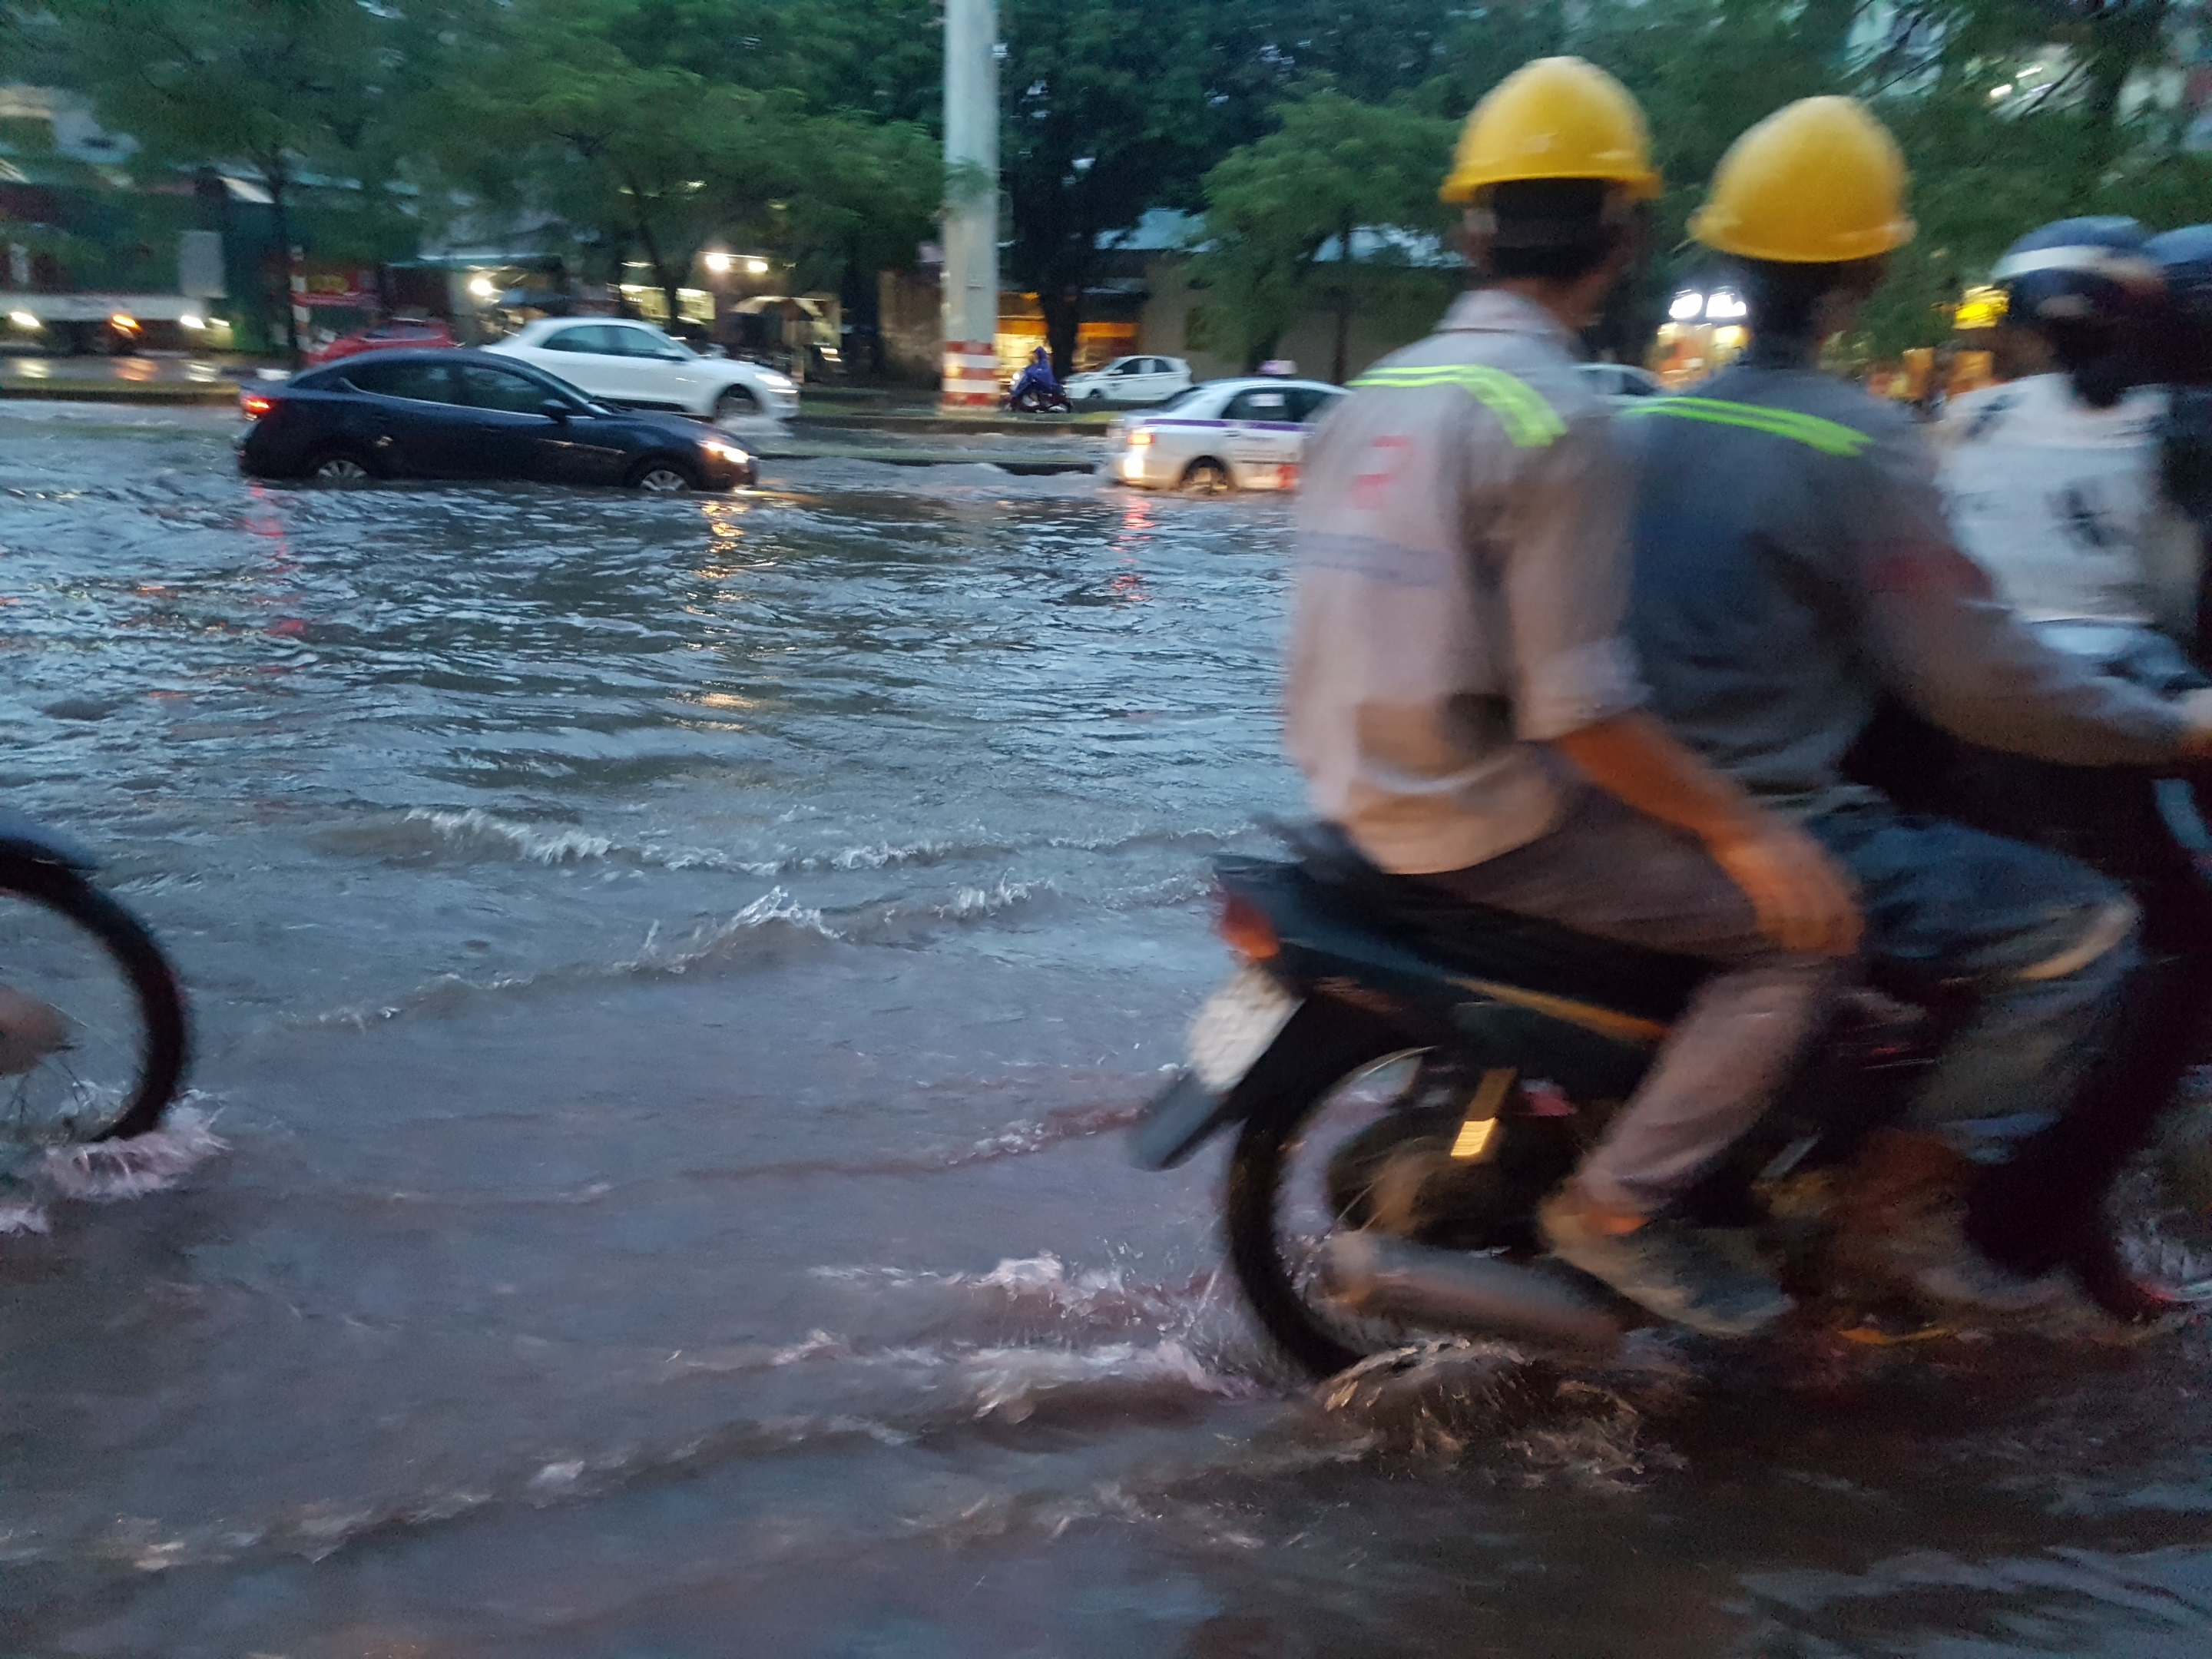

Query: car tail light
1215,889,1280,962
240,392,276,419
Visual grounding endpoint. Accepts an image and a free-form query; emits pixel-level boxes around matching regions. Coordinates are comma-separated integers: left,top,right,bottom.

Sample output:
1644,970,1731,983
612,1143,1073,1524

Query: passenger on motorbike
1287,58,1858,1338
1619,98,2212,1318
1913,219,2212,954
2147,224,2212,661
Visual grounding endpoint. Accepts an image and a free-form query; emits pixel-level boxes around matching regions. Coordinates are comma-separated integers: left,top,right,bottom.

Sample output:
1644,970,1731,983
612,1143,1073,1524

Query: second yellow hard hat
1442,57,1661,204
1690,96,1916,263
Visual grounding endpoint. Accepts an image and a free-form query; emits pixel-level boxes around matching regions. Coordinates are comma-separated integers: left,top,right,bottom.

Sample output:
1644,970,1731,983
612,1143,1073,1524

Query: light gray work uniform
1622,364,2187,1138
1285,290,1836,1217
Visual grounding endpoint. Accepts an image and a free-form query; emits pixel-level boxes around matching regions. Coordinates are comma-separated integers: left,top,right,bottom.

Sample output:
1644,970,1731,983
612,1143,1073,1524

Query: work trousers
1408,789,1836,1217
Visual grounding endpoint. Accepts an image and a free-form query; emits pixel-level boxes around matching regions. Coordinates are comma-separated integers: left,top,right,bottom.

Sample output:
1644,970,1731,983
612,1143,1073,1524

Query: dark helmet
2147,225,2212,385
1992,216,2163,330
1991,217,2164,406
2147,225,2212,313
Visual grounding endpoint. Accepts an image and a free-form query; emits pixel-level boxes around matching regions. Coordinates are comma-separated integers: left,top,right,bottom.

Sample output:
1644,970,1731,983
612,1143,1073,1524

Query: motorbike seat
1256,823,1714,1025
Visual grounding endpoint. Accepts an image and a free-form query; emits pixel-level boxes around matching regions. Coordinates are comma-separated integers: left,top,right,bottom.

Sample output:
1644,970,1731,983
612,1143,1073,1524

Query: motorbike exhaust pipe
1323,1233,1627,1363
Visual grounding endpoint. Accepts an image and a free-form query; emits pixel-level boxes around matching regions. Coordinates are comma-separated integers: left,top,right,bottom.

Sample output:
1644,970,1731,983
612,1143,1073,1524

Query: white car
1066,355,1193,406
1575,362,1665,405
488,319,799,422
1111,377,1346,492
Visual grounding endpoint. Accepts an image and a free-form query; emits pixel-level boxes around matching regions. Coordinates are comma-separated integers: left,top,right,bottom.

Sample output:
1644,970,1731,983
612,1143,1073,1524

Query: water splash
41,1104,227,1201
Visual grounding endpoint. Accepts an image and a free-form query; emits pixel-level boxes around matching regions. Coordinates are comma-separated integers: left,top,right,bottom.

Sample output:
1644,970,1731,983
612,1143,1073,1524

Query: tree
1000,0,1244,373
420,1,939,339
35,0,431,362
1192,88,1456,376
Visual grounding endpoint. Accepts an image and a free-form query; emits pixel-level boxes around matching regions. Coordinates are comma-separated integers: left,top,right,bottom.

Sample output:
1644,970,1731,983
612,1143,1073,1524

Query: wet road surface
2,403,2210,1657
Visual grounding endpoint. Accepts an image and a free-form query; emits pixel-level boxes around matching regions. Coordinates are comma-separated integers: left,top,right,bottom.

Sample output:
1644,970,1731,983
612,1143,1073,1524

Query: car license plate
1187,964,1298,1091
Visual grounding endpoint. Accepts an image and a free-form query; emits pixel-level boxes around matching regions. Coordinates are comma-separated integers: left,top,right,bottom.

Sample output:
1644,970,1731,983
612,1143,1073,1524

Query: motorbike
1131,808,2206,1379
1005,363,1071,415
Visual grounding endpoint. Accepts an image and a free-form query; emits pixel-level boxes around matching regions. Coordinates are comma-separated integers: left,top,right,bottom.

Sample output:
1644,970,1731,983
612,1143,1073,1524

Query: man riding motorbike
1007,346,1066,412
1287,58,1859,1338
1618,98,2212,1319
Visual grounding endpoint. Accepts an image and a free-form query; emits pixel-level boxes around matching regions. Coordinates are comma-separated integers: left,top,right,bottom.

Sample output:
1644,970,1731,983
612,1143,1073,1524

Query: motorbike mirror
540,398,571,422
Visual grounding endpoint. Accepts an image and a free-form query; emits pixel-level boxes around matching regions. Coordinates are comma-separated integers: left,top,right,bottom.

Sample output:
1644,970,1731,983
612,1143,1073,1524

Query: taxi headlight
1129,429,1154,447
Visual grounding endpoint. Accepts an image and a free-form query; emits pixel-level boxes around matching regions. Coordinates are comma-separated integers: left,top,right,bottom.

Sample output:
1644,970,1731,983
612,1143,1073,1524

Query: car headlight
760,373,796,392
702,439,750,465
1128,429,1154,448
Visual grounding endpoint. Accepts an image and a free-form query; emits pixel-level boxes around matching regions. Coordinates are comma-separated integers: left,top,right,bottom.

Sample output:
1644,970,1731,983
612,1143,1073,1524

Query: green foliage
15,0,2212,376
1191,88,1457,373
998,0,1244,369
28,0,440,356
421,0,940,324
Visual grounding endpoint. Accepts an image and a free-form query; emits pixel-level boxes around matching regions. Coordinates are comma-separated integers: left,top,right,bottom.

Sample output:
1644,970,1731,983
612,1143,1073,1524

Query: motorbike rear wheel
0,856,188,1153
1225,1048,1585,1378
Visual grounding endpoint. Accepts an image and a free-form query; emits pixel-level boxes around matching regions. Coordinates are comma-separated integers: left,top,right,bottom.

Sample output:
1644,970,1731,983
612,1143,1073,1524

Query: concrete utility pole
940,0,1000,410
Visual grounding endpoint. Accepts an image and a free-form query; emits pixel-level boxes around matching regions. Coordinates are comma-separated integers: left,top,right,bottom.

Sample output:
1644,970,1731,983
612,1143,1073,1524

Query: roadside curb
2,382,240,406
791,411,1115,437
757,439,1097,475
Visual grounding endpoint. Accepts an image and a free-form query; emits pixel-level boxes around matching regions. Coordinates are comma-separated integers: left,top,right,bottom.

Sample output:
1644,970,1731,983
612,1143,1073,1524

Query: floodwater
2,403,2210,1657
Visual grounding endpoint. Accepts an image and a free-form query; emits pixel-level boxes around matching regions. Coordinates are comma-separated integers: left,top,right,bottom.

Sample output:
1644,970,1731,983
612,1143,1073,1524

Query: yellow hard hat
1441,57,1661,205
1690,97,1916,263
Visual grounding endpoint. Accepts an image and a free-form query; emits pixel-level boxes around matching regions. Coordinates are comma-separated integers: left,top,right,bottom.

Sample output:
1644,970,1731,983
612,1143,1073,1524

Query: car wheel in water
1181,458,1233,495
630,461,695,492
714,386,760,422
307,452,373,486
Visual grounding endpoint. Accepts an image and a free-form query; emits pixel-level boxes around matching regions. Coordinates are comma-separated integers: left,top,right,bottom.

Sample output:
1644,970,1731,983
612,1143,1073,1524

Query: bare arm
1552,712,1862,957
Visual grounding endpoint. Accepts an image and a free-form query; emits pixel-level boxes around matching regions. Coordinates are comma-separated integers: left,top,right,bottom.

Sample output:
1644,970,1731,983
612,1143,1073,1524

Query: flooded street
3,404,2210,1657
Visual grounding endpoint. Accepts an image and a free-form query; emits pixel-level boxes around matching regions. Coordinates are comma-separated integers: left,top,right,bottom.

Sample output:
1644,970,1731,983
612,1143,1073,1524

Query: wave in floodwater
296,871,1098,1029
353,806,1257,879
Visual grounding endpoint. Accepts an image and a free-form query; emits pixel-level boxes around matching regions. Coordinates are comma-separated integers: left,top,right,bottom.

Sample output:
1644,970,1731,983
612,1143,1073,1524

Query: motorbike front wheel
0,855,188,1154
1224,1047,1588,1378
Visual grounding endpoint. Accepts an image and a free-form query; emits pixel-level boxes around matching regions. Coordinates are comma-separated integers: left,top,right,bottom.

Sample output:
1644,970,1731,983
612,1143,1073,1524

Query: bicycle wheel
0,855,187,1154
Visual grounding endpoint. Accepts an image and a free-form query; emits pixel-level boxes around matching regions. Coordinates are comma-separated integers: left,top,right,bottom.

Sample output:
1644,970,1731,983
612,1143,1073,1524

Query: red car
303,319,455,366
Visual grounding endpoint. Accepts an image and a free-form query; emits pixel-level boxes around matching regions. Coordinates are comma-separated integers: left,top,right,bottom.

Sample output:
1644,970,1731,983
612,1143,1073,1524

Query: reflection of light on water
697,498,750,541
116,356,156,383
1115,488,1157,549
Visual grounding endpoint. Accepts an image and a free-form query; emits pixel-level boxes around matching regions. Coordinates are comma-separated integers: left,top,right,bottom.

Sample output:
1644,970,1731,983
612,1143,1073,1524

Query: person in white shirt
1936,217,2202,671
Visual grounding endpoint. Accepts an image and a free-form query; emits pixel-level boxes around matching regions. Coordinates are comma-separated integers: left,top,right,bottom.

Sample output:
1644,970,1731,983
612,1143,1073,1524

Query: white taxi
1111,377,1346,493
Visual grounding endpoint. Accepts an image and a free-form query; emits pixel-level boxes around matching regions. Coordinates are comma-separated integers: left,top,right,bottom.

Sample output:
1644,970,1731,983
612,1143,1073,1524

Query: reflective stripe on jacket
1621,363,2186,817
1286,289,1645,875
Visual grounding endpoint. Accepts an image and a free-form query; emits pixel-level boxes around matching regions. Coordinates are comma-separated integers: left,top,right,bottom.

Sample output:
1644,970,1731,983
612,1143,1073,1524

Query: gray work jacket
1285,289,1644,875
1622,363,2187,817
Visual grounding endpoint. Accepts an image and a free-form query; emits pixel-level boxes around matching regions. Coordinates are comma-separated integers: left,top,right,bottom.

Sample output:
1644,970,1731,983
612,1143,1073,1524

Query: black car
238,349,755,492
